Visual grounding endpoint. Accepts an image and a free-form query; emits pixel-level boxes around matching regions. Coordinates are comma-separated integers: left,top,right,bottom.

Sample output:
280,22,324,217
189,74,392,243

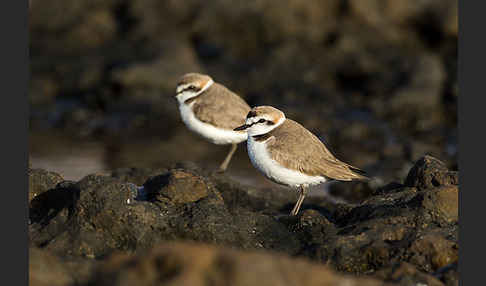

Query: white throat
247,116,286,136
176,79,214,105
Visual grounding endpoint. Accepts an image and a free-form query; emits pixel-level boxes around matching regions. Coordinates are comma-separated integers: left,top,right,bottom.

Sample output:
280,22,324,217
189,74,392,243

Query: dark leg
218,143,238,172
290,185,308,216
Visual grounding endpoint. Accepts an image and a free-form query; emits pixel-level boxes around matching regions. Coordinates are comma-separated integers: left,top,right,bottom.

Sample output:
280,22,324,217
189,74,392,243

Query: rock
110,167,168,186
143,169,210,204
419,185,458,224
348,0,458,44
434,262,458,286
29,168,300,259
110,42,202,95
28,0,458,282
405,155,458,190
296,159,458,274
29,247,97,286
209,172,296,214
28,161,459,284
388,53,446,131
407,234,458,272
29,0,118,53
28,168,64,202
374,262,445,286
29,180,79,247
29,247,73,286
82,241,385,286
30,174,164,257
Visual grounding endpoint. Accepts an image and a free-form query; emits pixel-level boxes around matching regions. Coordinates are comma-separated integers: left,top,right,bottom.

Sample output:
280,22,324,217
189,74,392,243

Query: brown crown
177,73,213,89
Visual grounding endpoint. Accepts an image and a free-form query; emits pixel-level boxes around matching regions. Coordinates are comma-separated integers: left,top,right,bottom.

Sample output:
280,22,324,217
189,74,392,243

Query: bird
175,73,251,172
234,106,368,215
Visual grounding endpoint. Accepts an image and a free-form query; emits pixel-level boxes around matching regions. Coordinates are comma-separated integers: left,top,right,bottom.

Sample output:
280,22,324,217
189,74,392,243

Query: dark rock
328,180,374,204
29,0,118,53
290,158,458,275
30,174,163,257
110,41,202,96
30,168,300,259
28,168,64,202
209,172,295,214
374,261,445,286
109,167,168,186
348,0,457,44
434,262,459,286
29,0,458,282
30,247,97,286
143,169,211,204
28,160,459,284
417,185,458,224
29,180,79,247
407,234,458,272
29,247,74,286
82,241,385,286
387,53,445,131
405,155,458,190
373,182,406,195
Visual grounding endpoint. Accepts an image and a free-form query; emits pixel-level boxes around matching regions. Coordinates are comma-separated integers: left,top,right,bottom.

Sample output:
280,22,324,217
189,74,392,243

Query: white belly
247,136,327,188
179,103,247,145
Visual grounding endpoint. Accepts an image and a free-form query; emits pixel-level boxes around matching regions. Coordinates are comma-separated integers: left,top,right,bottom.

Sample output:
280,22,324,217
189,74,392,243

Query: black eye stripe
246,118,272,127
179,85,200,93
246,111,257,119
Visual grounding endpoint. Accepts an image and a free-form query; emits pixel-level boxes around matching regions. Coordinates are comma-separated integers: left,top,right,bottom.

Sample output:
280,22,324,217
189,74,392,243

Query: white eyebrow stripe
176,79,215,105
177,79,214,94
247,115,273,124
176,84,192,94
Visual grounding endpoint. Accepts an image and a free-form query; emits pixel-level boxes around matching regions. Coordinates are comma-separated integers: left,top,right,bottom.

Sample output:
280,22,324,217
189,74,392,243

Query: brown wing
266,119,368,181
192,83,251,130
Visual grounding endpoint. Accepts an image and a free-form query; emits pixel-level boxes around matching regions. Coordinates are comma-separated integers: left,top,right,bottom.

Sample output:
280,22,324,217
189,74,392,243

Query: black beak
234,124,250,131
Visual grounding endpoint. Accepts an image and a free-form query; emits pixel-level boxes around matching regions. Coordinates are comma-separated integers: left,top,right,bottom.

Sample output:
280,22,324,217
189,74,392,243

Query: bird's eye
258,119,266,123
188,85,197,90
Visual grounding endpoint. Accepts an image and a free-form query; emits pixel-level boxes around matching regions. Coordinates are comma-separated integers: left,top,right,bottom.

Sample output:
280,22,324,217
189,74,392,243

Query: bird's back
192,83,251,130
265,119,368,181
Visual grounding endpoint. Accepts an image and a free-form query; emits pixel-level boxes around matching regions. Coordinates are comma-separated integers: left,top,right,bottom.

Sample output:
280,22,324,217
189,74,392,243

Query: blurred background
29,0,457,200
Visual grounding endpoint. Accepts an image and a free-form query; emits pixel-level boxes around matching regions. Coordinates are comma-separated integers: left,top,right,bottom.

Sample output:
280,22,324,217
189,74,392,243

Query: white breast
247,136,327,188
179,102,247,145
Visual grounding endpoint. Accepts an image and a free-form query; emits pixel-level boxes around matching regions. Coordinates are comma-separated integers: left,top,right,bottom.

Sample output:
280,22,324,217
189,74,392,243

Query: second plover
175,73,251,172
235,106,368,215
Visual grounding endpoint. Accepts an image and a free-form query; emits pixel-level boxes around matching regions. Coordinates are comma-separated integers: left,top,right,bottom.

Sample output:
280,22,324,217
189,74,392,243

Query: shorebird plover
175,73,251,172
234,106,368,215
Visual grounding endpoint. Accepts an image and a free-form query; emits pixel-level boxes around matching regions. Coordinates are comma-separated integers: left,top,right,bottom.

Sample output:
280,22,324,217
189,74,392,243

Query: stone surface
407,234,458,272
374,262,445,286
28,168,64,202
435,262,459,286
29,155,459,284
29,247,97,286
29,1,458,283
109,167,168,186
29,169,300,259
83,241,385,286
405,155,459,190
143,169,210,204
29,247,73,286
419,185,458,224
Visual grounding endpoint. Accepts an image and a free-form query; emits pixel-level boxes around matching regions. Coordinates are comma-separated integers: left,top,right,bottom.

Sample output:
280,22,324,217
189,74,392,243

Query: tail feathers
347,165,370,181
